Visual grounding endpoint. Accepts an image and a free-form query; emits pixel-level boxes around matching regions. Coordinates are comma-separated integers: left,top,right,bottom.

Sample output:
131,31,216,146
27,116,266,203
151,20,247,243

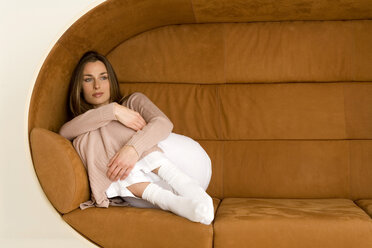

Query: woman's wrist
124,145,139,158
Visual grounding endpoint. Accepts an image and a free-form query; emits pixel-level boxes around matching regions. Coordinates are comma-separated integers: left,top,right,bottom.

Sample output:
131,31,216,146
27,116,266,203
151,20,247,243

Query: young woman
59,51,214,225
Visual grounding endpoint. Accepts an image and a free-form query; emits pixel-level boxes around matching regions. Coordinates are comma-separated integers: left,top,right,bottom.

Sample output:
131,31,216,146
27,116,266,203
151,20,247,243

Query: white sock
142,183,212,225
157,161,214,223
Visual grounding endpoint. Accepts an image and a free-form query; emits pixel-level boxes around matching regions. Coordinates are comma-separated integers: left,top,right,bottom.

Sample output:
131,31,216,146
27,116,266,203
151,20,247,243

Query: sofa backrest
29,0,372,213
105,22,372,200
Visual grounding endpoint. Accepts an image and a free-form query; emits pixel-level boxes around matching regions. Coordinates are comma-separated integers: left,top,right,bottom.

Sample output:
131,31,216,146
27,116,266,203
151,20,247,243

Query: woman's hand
114,102,146,131
106,145,140,181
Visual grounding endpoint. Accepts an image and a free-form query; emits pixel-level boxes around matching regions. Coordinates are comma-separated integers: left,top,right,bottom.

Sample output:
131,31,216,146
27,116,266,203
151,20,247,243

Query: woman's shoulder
119,92,148,106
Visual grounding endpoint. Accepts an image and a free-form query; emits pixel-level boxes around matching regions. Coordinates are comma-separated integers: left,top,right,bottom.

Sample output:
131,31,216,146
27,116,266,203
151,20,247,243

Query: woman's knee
127,182,151,198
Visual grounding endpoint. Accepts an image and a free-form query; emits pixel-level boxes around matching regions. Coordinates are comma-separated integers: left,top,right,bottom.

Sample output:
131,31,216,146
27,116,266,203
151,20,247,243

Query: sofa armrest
30,128,90,214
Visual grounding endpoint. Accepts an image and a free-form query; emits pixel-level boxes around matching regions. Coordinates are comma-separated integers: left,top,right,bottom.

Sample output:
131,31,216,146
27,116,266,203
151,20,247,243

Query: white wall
0,0,105,247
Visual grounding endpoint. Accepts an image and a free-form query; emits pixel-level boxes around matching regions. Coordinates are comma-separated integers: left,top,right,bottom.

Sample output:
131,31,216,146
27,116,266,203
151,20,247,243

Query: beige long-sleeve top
59,92,173,209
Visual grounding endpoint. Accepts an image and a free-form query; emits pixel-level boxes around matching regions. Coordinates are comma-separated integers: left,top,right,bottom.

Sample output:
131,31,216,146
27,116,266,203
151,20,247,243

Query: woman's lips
93,92,103,97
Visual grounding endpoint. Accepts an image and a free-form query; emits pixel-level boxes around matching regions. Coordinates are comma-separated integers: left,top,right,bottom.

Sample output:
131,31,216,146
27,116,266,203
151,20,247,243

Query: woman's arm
59,103,117,140
123,92,174,158
105,92,173,181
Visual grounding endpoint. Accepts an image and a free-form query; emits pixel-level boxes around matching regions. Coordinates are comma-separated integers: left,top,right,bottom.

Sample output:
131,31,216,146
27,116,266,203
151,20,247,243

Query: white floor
0,0,104,247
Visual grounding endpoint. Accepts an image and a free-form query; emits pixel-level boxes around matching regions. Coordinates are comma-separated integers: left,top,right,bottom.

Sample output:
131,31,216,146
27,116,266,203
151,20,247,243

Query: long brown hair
68,51,123,117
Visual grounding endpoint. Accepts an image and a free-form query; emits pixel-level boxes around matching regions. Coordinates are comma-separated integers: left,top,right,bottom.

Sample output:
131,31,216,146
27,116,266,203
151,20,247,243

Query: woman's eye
84,78,92,82
101,76,108,80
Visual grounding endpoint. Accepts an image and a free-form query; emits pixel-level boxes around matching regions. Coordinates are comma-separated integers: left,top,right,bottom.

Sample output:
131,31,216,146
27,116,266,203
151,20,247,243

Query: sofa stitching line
223,23,227,84
216,85,224,198
189,0,198,23
348,139,352,200
221,24,227,198
222,137,225,198
342,83,352,200
349,23,357,202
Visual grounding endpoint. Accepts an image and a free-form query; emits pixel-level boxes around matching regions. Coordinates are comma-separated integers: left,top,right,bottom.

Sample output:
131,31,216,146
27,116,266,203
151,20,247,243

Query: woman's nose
93,80,100,89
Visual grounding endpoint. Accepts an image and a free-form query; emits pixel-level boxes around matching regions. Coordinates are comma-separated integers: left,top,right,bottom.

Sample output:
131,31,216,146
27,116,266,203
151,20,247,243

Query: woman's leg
127,182,151,198
126,178,213,225
157,133,212,190
154,159,214,221
123,133,212,209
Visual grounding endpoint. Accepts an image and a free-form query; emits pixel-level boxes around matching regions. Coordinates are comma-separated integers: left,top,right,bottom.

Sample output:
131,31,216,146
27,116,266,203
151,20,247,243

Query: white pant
106,132,212,209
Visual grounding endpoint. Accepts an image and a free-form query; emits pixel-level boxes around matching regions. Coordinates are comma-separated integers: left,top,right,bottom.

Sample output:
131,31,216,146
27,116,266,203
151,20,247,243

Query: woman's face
82,61,111,108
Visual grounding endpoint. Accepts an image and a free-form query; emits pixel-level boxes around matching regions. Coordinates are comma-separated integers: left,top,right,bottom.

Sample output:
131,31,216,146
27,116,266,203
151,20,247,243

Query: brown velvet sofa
28,0,372,247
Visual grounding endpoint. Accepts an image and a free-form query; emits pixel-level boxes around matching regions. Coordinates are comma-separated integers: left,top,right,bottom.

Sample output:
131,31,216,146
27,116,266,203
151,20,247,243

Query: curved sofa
29,0,372,247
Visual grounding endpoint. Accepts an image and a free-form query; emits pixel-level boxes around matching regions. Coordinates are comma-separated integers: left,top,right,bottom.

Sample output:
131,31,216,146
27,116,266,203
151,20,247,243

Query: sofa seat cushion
62,197,220,248
214,198,372,248
355,199,372,218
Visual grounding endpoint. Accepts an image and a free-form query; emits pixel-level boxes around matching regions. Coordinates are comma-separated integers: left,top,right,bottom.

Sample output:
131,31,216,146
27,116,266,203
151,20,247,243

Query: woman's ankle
127,182,151,198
